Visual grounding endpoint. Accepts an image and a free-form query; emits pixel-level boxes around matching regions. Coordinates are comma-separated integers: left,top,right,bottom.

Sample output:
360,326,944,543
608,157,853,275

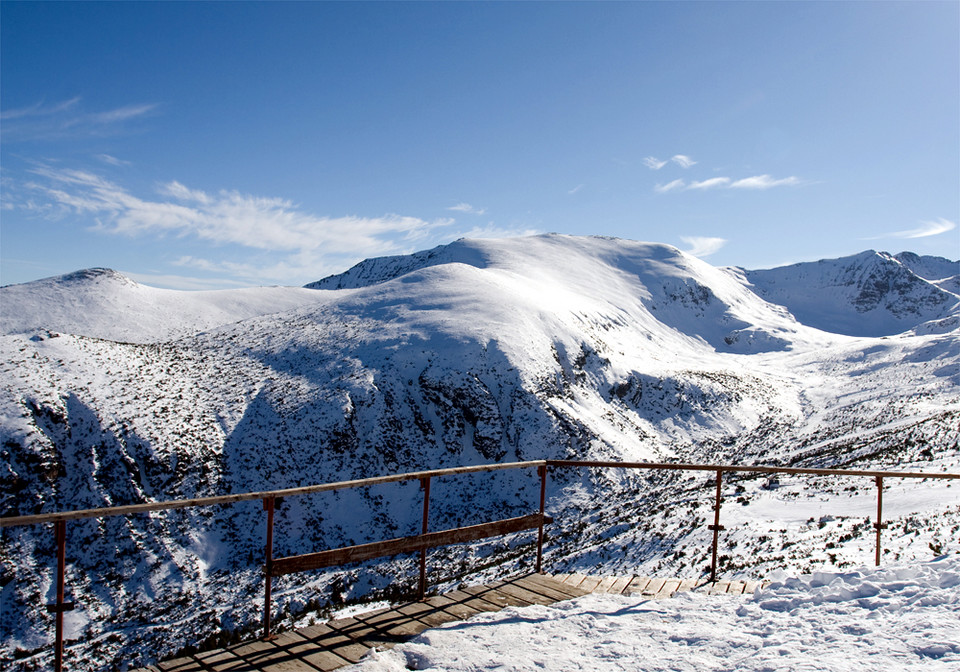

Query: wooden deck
137,573,766,672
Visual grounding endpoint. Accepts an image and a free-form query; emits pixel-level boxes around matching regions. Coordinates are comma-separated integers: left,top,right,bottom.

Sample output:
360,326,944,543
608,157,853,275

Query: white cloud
87,104,158,125
1,98,158,141
643,157,668,170
655,174,802,193
160,180,212,204
568,184,584,195
654,179,686,193
867,218,957,240
29,166,451,264
687,177,731,190
680,236,728,258
124,269,253,291
96,154,131,167
453,225,541,240
448,202,486,215
0,96,82,120
729,174,801,189
671,155,697,168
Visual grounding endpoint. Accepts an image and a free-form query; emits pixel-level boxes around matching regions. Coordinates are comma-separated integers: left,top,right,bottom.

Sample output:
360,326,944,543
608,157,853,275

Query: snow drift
1,235,958,671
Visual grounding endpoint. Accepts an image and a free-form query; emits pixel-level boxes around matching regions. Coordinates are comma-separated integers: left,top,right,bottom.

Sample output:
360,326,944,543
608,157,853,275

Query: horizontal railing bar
546,460,960,480
0,461,547,528
5,459,956,529
271,513,552,577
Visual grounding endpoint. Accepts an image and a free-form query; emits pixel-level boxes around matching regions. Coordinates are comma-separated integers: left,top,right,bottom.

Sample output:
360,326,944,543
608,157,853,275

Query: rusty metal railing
2,458,957,671
545,460,960,581
0,460,547,672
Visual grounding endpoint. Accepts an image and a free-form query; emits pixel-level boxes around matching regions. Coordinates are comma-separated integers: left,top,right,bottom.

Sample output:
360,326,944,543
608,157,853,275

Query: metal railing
1,460,547,672
2,459,957,671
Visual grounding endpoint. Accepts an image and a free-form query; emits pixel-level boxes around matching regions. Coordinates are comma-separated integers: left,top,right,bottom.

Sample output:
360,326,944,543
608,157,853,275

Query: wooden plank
269,632,352,672
354,609,432,639
576,575,603,592
743,580,763,594
272,514,550,576
657,579,682,598
593,576,619,593
424,591,491,619
609,576,633,595
624,576,651,594
490,580,556,606
521,573,590,599
676,578,700,593
396,600,463,628
642,578,667,595
563,573,589,588
155,658,204,672
296,624,372,663
510,574,579,602
460,584,534,608
707,581,730,595
193,648,249,672
725,580,746,595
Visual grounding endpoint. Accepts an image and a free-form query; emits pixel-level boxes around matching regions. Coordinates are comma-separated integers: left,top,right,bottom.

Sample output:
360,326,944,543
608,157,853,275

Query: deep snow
1,235,958,672
350,555,960,671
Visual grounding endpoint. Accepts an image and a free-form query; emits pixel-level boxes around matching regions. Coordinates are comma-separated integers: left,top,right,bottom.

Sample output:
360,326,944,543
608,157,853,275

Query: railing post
536,464,547,573
874,476,887,566
708,469,725,583
418,476,431,600
263,496,276,639
49,520,67,672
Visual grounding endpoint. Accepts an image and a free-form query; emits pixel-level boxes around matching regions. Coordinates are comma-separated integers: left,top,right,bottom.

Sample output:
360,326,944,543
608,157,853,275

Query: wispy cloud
644,155,697,170
0,96,82,120
680,236,727,258
452,225,541,240
96,154,131,167
654,179,686,193
655,174,802,194
865,218,957,240
568,184,584,195
687,177,731,190
124,269,254,291
0,97,158,141
448,202,486,215
729,174,801,189
17,165,454,284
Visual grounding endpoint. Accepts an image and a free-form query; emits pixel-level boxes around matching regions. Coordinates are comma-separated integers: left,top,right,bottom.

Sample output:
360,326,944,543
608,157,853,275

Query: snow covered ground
1,235,957,671
350,555,960,671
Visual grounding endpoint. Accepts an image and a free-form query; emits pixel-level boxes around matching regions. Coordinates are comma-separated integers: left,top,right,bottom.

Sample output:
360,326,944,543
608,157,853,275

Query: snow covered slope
1,235,958,672
352,556,960,672
0,268,325,343
742,250,959,337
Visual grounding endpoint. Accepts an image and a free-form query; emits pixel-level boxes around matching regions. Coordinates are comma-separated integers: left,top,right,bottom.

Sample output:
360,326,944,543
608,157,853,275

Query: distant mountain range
2,235,958,672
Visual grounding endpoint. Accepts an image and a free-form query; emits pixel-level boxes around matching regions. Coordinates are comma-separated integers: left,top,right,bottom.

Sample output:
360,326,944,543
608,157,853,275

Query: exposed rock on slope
742,250,958,337
1,235,958,672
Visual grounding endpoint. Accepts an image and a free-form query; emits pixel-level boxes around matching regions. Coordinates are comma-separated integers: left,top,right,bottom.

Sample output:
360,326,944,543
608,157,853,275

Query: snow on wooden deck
134,573,765,672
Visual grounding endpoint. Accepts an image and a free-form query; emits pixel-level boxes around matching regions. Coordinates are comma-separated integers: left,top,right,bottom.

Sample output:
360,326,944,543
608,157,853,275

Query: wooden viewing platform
136,573,768,672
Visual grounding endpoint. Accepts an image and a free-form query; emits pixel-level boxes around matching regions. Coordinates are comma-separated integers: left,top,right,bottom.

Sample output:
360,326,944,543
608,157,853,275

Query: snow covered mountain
0,268,324,343
741,250,959,337
2,235,958,672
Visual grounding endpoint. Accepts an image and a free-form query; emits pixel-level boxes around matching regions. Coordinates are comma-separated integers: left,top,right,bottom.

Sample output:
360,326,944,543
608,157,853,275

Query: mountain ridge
2,234,958,672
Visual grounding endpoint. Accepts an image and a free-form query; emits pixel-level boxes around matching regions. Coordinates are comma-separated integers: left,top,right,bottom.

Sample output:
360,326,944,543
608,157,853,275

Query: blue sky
2,1,957,289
